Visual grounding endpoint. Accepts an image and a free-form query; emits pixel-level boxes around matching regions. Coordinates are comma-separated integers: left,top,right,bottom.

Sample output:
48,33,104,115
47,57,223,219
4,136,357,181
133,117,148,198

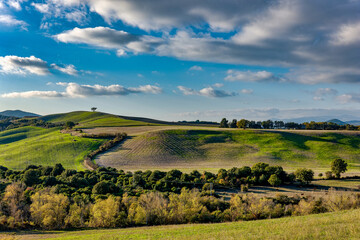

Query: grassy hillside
3,209,360,239
39,111,161,128
96,129,360,171
0,126,106,170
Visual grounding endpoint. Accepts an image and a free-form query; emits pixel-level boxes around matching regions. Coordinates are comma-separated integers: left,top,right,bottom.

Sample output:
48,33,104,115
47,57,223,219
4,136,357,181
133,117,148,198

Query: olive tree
331,158,348,178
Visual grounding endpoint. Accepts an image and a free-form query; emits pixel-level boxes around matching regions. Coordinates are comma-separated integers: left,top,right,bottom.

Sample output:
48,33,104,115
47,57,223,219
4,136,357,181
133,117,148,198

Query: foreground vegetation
0,164,359,231
2,207,360,240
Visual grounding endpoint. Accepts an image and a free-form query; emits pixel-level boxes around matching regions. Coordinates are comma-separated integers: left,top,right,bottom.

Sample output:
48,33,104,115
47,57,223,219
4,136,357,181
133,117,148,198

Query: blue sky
0,0,360,121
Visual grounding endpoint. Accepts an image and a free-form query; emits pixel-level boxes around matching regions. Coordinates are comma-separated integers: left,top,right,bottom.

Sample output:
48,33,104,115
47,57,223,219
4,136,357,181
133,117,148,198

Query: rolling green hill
96,129,360,171
3,209,360,239
0,126,106,170
39,111,161,128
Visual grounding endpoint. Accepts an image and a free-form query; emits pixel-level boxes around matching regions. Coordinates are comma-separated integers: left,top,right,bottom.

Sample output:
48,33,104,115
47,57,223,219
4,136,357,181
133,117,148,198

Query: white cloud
336,94,360,104
0,56,49,75
55,27,162,55
232,0,301,46
2,91,64,98
47,1,360,84
213,83,223,88
1,82,163,98
0,55,84,76
287,67,360,84
82,0,266,31
314,88,338,96
50,64,78,76
189,65,203,71
330,21,360,46
225,70,284,82
177,86,237,98
313,96,324,101
241,89,253,94
5,0,26,11
0,14,28,30
31,0,87,25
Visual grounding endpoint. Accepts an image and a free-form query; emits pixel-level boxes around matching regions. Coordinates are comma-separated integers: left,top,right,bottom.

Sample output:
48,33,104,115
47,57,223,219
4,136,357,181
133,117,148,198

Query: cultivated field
95,128,360,172
39,111,161,129
2,209,360,240
0,126,106,170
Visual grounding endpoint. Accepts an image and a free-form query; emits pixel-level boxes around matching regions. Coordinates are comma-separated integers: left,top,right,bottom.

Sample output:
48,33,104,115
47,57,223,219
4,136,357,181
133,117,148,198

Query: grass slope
96,129,360,171
39,111,160,128
0,126,106,170
3,209,360,239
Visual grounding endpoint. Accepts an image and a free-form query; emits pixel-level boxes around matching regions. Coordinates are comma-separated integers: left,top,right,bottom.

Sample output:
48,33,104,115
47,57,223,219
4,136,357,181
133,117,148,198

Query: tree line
0,117,61,132
0,160,353,230
220,118,359,130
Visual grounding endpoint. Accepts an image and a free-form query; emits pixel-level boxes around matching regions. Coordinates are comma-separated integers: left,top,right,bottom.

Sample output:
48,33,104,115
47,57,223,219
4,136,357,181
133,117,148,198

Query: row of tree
0,117,61,132
0,159,351,230
1,183,359,230
220,118,359,130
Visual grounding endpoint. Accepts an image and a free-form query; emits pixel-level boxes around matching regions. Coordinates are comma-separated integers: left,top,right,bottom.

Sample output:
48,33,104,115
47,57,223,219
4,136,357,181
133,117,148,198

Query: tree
23,169,40,186
229,119,237,128
219,118,228,128
92,180,117,195
65,121,75,129
268,174,281,187
89,196,120,228
3,183,28,226
91,107,97,112
51,163,65,176
30,190,69,229
295,168,314,185
331,158,348,178
237,119,248,129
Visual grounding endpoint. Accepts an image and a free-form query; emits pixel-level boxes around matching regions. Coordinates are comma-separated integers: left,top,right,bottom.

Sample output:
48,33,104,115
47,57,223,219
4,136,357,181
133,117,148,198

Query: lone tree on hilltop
91,107,97,112
331,158,348,178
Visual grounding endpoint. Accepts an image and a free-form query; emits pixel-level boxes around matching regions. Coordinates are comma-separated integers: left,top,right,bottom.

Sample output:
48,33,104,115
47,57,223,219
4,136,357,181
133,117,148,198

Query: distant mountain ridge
281,117,360,126
0,110,40,118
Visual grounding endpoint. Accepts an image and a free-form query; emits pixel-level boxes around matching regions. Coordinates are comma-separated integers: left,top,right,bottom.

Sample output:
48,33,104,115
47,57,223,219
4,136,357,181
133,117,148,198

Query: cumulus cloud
314,88,338,96
225,70,284,82
0,14,28,30
31,0,87,25
0,56,49,75
50,64,78,76
37,0,360,84
55,27,162,55
336,94,360,104
0,55,84,76
177,86,237,98
213,83,223,88
330,21,360,46
4,0,26,11
241,89,253,94
232,1,301,46
1,82,163,98
189,65,203,71
313,96,324,101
